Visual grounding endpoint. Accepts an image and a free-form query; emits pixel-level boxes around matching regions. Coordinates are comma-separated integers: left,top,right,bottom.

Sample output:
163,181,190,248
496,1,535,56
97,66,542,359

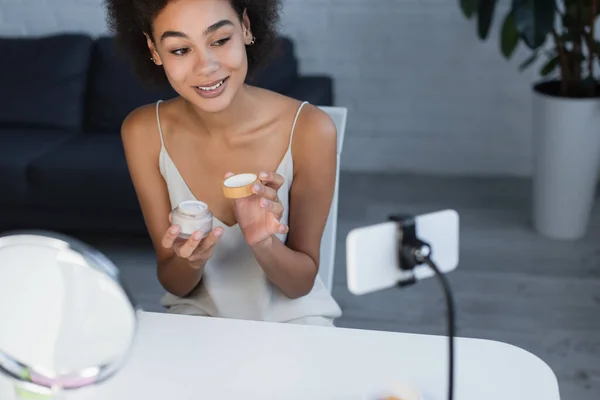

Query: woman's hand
227,171,289,247
161,214,224,268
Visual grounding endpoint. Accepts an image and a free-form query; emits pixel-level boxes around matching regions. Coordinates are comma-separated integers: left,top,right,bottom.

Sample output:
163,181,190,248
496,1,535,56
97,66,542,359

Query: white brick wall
0,0,538,176
0,0,108,36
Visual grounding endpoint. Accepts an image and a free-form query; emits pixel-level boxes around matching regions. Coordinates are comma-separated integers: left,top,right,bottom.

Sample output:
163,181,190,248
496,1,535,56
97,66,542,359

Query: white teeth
198,79,224,91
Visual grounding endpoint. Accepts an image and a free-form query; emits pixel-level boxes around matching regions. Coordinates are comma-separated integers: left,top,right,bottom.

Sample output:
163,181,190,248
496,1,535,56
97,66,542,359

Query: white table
1,311,561,400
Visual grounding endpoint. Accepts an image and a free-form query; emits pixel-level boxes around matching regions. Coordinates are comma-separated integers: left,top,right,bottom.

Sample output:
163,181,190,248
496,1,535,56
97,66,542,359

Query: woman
105,0,342,326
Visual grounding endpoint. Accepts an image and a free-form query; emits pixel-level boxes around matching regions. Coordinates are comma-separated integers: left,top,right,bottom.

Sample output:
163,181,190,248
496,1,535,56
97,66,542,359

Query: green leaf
460,0,479,19
501,13,520,58
477,0,497,40
540,55,559,76
512,0,555,49
518,52,538,72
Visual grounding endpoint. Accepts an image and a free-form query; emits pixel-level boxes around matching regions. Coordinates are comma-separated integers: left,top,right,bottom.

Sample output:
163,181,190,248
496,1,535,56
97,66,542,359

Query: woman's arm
251,105,338,299
121,106,207,298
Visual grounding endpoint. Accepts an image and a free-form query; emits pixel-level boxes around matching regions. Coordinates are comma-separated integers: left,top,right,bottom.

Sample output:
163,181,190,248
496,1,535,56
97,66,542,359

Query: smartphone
346,209,460,295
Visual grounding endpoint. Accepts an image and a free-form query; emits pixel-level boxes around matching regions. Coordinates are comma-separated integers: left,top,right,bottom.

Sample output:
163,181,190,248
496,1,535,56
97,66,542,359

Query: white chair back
316,106,347,293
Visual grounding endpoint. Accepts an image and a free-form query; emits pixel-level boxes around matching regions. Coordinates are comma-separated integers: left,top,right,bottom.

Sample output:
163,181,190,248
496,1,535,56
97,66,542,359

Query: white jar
171,200,213,239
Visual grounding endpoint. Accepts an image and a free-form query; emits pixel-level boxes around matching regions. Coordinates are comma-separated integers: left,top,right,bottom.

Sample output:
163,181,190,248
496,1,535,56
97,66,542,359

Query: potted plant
459,0,600,240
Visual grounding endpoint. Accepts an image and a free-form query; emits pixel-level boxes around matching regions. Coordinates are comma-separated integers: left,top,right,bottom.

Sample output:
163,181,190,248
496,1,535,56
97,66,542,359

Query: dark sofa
0,33,334,235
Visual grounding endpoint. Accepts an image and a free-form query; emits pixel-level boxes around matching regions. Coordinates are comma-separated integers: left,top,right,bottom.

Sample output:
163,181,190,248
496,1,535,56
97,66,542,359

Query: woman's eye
171,48,189,56
212,37,231,47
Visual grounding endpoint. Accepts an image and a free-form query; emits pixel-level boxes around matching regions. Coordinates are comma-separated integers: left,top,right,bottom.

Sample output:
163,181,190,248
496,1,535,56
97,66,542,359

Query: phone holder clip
388,214,433,287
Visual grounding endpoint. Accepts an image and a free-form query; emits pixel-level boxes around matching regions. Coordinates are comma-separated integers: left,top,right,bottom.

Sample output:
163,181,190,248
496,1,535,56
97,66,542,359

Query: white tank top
154,100,342,323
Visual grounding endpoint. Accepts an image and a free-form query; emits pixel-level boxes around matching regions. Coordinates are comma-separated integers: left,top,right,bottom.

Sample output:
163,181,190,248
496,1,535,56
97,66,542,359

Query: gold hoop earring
249,36,256,46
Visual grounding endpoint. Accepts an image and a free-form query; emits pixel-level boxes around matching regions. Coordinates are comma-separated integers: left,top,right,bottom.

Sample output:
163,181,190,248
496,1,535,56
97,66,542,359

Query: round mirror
0,231,139,399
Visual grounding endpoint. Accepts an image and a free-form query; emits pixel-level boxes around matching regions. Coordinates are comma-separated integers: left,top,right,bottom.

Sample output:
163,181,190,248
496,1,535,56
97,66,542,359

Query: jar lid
222,173,258,199
177,200,212,219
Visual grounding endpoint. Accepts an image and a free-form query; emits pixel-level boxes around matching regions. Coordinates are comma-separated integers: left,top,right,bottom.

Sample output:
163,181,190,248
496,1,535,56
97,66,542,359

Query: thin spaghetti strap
155,100,165,148
288,101,308,150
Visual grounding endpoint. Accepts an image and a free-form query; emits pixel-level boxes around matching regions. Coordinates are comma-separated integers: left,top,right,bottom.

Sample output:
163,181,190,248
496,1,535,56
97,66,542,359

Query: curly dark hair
104,0,282,86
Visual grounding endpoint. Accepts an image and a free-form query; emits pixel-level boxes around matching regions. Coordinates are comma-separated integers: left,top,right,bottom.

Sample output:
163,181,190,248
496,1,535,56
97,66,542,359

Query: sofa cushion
0,34,93,130
84,37,178,134
247,37,298,93
27,134,140,211
0,129,75,204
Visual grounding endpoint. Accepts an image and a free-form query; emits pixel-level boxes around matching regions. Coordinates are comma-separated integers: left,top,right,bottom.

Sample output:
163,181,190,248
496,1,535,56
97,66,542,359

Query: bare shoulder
121,101,162,151
291,102,337,163
296,103,337,139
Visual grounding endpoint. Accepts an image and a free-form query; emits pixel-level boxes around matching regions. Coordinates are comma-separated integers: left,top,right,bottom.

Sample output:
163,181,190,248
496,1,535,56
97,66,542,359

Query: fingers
176,231,204,259
176,229,209,259
271,215,289,235
259,171,284,190
224,171,235,179
191,227,224,260
252,182,279,201
261,201,287,235
176,227,224,260
277,223,289,234
161,224,180,248
260,197,284,218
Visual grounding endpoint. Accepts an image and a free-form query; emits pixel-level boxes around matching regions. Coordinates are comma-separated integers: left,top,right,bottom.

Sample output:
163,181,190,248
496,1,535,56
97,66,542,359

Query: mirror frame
0,230,141,393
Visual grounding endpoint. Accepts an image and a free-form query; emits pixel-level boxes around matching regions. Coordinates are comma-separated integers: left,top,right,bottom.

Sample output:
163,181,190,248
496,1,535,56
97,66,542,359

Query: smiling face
147,0,253,113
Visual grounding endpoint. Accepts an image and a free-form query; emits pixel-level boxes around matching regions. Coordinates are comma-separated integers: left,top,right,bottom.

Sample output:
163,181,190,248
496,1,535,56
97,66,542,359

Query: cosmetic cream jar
171,200,213,239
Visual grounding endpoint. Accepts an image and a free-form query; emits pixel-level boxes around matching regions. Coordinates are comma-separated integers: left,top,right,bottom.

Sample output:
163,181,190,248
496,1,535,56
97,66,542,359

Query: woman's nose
192,50,219,76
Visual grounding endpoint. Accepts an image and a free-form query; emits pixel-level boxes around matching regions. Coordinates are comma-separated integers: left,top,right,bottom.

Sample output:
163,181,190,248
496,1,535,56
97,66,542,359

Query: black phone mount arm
388,214,455,400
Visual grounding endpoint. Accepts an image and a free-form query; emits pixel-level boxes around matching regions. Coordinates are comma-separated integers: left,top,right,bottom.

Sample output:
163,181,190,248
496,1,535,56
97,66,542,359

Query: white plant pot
532,82,600,240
